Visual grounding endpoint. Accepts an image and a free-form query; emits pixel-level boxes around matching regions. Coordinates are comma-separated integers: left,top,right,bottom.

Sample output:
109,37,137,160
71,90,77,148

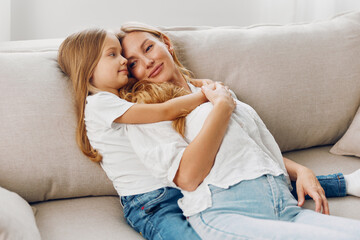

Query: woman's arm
114,91,207,124
126,83,234,192
174,83,235,191
283,157,329,214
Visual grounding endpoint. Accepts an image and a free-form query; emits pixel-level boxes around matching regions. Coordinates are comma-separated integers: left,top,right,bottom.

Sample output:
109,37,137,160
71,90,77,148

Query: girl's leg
344,169,360,197
121,187,201,240
291,173,346,199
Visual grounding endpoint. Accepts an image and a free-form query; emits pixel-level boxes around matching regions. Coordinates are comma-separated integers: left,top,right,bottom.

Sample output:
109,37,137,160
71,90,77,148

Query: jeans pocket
142,187,168,214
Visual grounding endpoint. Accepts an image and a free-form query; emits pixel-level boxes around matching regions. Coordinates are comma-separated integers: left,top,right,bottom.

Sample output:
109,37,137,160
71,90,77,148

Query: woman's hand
283,157,329,215
296,167,330,215
201,82,236,111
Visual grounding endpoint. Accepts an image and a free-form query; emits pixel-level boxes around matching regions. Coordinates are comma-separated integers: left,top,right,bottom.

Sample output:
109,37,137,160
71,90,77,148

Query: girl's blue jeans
121,173,347,240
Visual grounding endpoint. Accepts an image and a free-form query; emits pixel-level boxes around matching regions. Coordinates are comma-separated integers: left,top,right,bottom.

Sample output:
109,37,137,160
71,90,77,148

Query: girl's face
121,31,181,84
92,33,129,95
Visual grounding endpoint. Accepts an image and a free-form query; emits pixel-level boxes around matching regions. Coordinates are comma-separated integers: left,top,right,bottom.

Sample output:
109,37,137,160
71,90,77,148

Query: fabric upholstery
32,196,141,240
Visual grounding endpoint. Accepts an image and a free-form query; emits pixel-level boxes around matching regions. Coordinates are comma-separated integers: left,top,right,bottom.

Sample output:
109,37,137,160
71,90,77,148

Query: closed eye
129,61,136,69
145,44,153,52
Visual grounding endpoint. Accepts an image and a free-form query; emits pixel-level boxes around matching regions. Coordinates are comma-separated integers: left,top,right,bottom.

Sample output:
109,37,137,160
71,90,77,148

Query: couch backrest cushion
164,11,360,152
0,40,117,202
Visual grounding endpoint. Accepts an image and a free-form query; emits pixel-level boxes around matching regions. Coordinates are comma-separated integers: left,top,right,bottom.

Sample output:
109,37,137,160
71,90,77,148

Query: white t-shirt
84,91,165,196
127,85,289,216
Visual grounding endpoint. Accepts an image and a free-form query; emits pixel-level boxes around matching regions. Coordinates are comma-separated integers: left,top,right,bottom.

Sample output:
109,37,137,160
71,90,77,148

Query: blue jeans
121,187,201,240
121,173,346,240
188,175,360,240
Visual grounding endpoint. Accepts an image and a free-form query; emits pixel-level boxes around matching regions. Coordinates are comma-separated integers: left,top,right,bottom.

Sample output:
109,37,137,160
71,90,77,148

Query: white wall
9,0,360,41
0,0,11,41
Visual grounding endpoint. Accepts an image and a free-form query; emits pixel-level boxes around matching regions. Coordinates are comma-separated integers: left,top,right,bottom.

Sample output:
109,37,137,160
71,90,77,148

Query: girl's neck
100,88,120,96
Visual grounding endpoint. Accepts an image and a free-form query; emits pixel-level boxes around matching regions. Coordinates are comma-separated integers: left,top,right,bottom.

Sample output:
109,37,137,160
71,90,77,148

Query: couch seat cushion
32,196,142,240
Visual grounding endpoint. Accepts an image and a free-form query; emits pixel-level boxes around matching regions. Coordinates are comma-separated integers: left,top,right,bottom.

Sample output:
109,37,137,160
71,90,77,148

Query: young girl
58,28,360,240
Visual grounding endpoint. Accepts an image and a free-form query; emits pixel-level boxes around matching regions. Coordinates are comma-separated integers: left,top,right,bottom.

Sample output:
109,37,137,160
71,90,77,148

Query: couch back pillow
0,41,117,202
164,11,360,152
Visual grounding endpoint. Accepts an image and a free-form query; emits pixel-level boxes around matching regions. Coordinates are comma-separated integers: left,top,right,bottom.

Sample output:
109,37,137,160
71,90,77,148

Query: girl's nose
120,55,128,65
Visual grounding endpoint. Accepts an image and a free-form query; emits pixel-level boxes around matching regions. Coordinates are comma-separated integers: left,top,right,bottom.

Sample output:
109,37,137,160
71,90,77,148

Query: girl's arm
174,83,235,191
191,78,214,87
283,157,329,214
114,91,207,124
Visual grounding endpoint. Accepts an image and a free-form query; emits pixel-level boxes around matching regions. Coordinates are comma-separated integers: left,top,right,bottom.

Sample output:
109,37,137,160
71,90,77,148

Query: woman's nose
145,58,155,68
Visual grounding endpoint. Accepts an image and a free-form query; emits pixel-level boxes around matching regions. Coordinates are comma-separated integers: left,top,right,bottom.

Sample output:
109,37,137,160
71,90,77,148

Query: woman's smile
149,63,163,78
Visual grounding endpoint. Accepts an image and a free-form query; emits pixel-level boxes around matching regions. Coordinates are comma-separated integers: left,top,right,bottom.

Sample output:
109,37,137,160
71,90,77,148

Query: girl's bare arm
114,91,207,124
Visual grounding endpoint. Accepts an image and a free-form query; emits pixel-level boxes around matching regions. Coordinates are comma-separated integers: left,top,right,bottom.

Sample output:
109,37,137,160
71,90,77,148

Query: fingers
215,81,224,86
311,193,322,213
322,196,330,215
297,187,305,207
307,188,329,215
320,189,330,215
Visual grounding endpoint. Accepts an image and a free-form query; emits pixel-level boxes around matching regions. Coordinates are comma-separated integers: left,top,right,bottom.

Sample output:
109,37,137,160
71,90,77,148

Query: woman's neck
169,70,190,91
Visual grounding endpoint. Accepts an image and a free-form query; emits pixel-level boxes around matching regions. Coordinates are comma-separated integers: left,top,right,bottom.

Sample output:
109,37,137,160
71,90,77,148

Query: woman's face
121,31,180,84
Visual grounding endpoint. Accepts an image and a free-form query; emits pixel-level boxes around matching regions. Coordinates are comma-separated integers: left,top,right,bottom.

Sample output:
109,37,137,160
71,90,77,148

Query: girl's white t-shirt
84,92,165,196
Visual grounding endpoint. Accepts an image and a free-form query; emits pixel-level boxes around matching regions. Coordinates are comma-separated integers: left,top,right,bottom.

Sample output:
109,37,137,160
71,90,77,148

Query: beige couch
1,11,360,240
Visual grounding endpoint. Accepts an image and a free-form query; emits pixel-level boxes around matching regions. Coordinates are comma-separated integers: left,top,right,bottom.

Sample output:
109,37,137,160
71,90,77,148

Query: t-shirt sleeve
126,122,188,187
86,92,134,128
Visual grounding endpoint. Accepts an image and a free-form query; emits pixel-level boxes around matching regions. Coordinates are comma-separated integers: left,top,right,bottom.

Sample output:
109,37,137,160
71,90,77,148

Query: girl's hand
296,167,330,215
201,82,236,111
191,78,214,87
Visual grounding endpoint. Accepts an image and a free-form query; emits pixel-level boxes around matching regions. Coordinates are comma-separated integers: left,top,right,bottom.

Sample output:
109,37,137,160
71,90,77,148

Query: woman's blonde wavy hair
120,80,190,137
118,22,195,137
57,28,105,163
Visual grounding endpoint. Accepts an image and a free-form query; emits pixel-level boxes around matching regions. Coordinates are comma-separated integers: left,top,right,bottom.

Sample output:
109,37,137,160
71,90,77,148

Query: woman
118,23,360,239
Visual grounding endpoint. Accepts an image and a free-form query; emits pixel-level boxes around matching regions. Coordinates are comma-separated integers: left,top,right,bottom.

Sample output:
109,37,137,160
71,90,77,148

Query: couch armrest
0,186,41,240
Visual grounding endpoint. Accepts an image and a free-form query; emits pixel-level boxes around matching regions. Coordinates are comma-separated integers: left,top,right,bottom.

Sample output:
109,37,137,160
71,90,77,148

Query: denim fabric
121,187,200,240
188,175,360,240
291,173,346,200
120,173,348,239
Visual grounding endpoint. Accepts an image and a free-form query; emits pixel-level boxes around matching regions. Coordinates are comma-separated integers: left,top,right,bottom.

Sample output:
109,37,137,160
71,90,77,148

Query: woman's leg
291,173,346,199
188,175,360,240
189,210,356,240
121,187,201,240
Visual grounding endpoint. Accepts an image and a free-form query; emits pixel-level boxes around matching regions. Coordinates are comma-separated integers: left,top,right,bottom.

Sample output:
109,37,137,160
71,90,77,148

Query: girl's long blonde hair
58,28,106,162
118,22,196,136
